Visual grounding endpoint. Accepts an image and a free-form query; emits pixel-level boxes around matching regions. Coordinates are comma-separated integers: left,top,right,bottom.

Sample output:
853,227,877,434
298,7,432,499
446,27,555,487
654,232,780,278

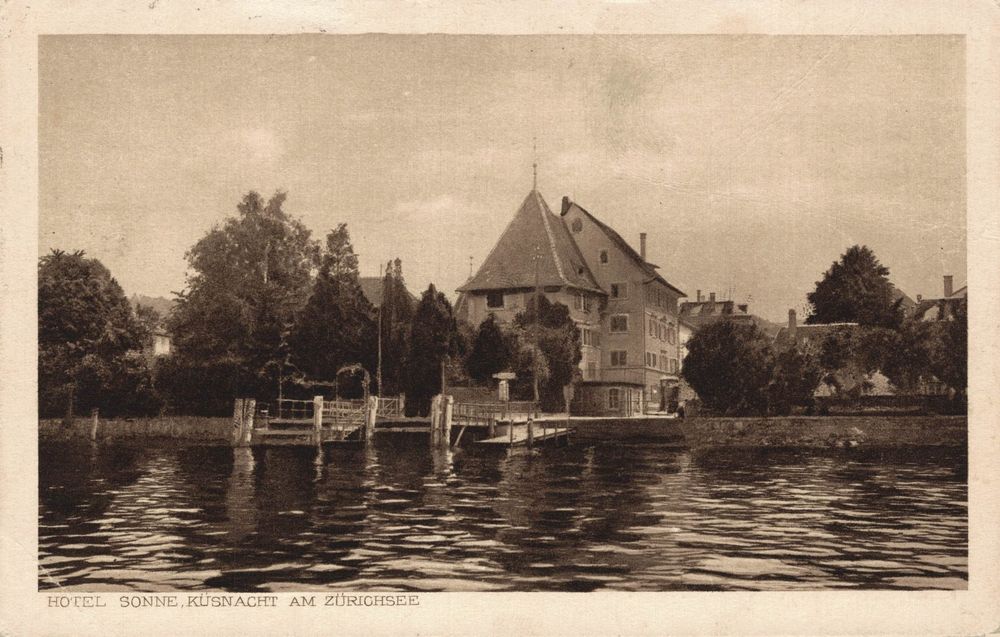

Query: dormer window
486,292,504,309
599,250,609,265
571,218,583,233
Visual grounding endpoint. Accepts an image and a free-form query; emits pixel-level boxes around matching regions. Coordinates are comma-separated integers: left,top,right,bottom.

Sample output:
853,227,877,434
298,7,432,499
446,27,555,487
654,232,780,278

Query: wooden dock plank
476,427,572,446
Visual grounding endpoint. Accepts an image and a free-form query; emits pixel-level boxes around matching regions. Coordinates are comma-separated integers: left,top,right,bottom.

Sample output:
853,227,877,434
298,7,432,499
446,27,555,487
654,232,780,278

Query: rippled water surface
39,439,967,591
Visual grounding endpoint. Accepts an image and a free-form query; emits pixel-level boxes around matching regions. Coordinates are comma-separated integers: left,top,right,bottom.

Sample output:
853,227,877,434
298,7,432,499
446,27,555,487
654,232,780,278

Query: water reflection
38,439,967,592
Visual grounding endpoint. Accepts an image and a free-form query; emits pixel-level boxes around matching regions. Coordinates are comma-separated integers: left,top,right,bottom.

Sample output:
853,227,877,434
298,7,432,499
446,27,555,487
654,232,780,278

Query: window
572,218,583,233
599,250,609,265
610,351,627,367
582,328,598,347
486,292,504,309
574,293,582,310
649,318,655,337
668,322,675,344
610,314,629,333
660,350,668,371
583,295,592,312
610,282,628,299
586,362,597,380
608,388,621,410
670,358,679,373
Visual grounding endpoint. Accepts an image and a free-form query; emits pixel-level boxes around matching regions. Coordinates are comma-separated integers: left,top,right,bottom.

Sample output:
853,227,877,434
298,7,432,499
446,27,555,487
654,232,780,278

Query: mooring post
443,395,454,447
399,393,406,417
527,417,534,448
90,408,99,442
366,395,378,442
429,395,442,446
231,399,245,447
240,399,256,447
313,395,324,444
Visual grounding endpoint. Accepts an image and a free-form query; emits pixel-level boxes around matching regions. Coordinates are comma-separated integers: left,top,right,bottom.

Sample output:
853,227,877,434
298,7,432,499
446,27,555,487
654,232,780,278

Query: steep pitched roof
457,190,603,294
559,198,686,297
358,277,417,308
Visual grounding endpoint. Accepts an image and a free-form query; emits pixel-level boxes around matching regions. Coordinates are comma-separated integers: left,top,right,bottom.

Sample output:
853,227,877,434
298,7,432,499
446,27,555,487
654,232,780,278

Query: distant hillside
130,294,176,319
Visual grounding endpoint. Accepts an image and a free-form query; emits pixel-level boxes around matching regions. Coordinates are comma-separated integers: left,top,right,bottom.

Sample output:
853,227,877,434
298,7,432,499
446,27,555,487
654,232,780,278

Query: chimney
943,275,953,298
639,233,647,261
916,294,922,303
561,196,571,215
788,309,798,341
709,292,716,303
696,289,702,302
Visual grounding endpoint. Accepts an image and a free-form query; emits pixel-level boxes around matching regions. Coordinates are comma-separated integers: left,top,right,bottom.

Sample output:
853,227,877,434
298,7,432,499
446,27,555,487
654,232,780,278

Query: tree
378,258,414,395
167,191,319,406
817,323,931,396
928,299,967,395
807,245,902,328
513,295,582,412
287,224,376,394
768,347,822,415
38,250,159,418
681,321,775,415
404,284,463,415
466,314,511,383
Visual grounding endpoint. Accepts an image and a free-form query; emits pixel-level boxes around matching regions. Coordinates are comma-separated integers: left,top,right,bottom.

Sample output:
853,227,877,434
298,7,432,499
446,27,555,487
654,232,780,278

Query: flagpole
377,264,383,398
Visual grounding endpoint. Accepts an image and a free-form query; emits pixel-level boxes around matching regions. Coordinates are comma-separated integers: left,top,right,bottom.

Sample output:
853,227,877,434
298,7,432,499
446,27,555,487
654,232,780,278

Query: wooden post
90,408,99,442
509,418,514,445
429,395,442,446
527,417,534,448
366,395,378,442
313,395,324,445
443,395,454,447
232,399,245,447
399,393,406,418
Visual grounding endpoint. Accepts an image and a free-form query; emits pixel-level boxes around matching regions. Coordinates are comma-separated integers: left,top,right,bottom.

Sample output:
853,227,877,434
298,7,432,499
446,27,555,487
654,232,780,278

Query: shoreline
39,414,967,449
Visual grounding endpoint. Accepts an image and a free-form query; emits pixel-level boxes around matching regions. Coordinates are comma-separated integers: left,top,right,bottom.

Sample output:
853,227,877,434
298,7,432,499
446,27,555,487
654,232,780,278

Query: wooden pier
232,395,572,449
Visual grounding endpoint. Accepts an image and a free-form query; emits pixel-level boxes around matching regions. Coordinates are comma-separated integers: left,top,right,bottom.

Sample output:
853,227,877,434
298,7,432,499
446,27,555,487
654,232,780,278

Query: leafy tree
818,323,932,395
168,191,319,404
928,299,967,394
133,304,162,350
681,321,774,415
404,284,463,415
513,295,582,411
288,224,376,393
377,258,414,395
768,347,822,415
807,245,902,328
38,250,159,418
466,314,511,383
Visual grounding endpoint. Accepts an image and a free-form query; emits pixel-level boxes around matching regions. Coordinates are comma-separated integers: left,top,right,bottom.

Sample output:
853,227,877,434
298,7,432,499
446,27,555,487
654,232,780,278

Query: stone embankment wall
39,416,233,443
569,415,966,448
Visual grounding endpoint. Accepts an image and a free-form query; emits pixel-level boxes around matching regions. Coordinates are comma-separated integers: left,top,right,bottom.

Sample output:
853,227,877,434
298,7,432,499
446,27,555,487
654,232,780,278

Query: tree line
39,192,460,418
39,190,584,420
682,245,967,416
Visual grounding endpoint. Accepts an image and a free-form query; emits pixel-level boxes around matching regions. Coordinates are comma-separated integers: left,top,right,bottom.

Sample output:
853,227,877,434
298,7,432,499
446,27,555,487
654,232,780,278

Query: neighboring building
678,291,754,331
358,276,418,308
913,274,966,322
457,188,687,416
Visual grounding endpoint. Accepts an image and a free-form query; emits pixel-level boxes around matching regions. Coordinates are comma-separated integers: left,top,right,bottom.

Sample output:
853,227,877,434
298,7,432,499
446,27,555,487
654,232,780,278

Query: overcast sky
39,35,965,322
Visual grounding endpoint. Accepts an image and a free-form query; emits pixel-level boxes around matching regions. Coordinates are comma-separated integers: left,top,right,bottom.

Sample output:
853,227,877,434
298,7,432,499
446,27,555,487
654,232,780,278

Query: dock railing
376,395,405,418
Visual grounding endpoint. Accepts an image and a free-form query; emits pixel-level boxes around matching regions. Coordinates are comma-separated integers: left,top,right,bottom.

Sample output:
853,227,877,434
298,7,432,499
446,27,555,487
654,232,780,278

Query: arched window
599,250,608,265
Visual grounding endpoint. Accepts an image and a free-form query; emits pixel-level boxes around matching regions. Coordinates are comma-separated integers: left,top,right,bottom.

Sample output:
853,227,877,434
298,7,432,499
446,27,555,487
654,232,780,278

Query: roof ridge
534,190,568,285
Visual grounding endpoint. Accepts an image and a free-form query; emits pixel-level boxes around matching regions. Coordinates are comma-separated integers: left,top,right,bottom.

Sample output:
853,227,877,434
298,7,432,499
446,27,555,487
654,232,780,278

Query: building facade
457,188,687,416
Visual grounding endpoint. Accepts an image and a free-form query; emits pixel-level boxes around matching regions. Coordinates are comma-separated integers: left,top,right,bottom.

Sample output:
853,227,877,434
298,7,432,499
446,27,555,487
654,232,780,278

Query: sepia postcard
2,1,999,635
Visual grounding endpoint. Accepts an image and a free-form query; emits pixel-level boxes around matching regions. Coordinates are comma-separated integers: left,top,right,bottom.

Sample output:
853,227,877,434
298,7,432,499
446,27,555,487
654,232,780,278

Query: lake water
39,438,967,592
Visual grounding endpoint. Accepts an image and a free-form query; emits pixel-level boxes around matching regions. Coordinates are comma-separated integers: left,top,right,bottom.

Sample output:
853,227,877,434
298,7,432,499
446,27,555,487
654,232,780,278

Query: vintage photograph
36,34,967,593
